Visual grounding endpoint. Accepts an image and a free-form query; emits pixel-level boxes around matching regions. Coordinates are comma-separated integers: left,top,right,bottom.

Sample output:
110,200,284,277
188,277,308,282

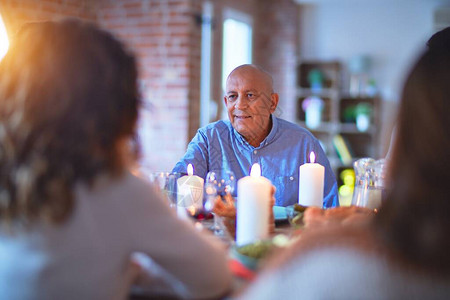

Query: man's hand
212,194,236,238
212,194,235,218
303,206,375,229
268,186,276,233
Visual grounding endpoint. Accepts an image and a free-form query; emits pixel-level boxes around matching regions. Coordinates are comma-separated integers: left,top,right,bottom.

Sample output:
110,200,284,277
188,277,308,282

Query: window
199,7,253,123
200,1,214,127
222,9,253,92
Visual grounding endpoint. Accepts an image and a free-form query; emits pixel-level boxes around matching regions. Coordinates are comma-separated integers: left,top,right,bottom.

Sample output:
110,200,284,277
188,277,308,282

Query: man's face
224,67,279,146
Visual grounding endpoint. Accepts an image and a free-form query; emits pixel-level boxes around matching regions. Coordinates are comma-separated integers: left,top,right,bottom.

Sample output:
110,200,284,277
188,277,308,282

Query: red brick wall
0,0,95,34
95,0,202,172
0,0,202,172
254,0,299,122
0,0,299,172
186,0,202,143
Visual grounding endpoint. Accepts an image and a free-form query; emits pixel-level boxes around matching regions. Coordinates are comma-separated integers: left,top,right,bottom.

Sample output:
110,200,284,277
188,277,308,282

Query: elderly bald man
173,64,338,208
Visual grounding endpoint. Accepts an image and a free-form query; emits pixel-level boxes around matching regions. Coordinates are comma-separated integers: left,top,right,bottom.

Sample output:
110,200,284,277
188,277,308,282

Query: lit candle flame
0,13,9,61
310,151,316,163
250,163,261,177
187,163,194,176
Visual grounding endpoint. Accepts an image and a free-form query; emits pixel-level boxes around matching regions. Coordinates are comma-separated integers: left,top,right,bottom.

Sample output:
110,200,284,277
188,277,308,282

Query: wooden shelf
296,60,382,178
297,61,341,89
296,121,335,133
296,87,339,98
338,123,376,134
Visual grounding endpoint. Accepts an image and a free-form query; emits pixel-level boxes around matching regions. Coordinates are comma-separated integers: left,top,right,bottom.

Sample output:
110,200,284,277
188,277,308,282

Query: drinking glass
351,158,386,209
148,172,180,209
204,170,236,235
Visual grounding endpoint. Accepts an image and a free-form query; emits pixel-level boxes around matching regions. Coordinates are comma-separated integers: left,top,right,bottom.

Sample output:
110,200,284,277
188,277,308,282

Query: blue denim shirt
173,116,339,208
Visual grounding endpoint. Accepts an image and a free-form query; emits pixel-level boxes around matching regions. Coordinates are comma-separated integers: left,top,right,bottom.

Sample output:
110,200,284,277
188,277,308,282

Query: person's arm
172,129,209,179
125,179,232,299
239,222,378,300
303,206,375,229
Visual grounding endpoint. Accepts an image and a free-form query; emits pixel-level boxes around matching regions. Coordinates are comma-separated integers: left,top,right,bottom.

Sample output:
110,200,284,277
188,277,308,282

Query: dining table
129,205,298,300
128,204,377,299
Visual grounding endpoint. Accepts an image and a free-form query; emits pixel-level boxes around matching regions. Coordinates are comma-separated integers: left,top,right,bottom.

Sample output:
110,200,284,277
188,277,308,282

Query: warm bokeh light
0,13,9,61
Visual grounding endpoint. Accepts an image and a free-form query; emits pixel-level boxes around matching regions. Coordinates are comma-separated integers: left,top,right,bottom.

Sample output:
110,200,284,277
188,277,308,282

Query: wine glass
148,172,180,209
204,169,236,235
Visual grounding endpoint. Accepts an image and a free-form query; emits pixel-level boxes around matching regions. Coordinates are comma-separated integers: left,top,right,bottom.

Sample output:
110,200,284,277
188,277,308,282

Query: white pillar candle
236,163,272,246
177,164,204,216
299,152,324,207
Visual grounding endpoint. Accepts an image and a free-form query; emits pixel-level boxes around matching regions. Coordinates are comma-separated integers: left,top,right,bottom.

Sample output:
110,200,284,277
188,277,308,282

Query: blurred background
0,0,449,181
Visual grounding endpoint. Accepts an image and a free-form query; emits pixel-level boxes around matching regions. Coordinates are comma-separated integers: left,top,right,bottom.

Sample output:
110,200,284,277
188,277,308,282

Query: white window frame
221,8,253,93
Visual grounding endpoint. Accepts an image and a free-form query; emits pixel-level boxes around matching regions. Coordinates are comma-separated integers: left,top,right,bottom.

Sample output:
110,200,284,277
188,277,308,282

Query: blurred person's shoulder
77,171,158,206
242,235,450,300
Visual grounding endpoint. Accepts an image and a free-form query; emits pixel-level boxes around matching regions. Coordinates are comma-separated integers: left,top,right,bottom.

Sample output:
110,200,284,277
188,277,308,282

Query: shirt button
253,150,257,154
290,176,294,181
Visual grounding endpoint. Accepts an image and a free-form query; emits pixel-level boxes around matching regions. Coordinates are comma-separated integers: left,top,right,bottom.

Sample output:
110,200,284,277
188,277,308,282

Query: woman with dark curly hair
0,19,231,299
240,28,450,299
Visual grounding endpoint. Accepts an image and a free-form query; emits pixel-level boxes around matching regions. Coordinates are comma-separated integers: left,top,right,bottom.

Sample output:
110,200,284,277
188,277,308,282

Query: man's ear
270,93,279,113
223,96,228,106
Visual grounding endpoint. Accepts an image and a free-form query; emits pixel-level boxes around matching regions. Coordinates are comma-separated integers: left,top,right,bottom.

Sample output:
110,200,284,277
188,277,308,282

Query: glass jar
351,158,386,209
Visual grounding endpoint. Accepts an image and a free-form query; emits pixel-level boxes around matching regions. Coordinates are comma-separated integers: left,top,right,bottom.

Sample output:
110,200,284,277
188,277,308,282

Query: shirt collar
232,114,278,149
263,114,278,146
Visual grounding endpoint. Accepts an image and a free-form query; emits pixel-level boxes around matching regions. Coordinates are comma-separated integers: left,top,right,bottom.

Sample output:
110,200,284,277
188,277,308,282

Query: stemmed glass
204,170,236,235
148,172,180,209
